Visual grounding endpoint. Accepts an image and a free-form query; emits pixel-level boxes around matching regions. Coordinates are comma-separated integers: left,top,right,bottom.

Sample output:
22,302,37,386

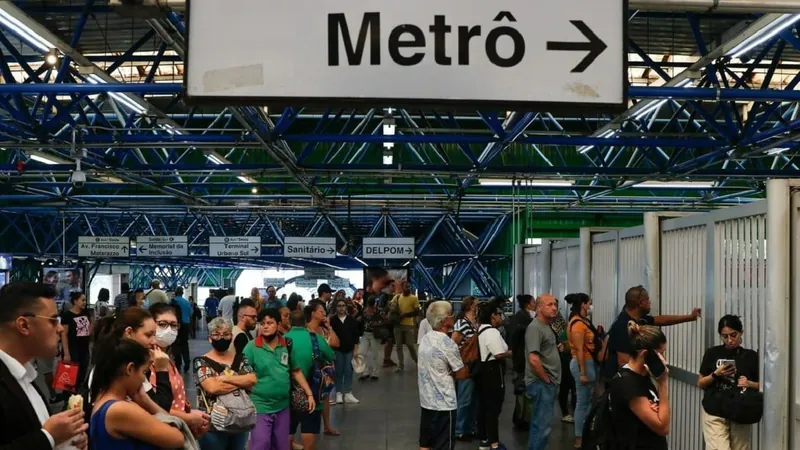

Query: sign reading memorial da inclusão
184,0,625,111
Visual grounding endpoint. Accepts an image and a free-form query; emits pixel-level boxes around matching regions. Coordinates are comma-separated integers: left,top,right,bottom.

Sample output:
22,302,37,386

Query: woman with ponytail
90,339,184,450
608,321,670,449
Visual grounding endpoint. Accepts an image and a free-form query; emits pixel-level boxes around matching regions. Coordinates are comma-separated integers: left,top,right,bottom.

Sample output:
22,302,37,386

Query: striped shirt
454,317,477,349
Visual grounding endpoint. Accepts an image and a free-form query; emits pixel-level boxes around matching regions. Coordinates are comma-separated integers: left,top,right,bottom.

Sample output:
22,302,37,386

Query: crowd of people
0,277,763,450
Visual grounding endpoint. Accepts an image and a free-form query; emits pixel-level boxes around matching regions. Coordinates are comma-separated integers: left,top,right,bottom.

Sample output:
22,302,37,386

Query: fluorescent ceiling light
28,153,60,165
237,176,257,184
765,147,789,156
97,175,124,183
632,79,693,121
478,178,573,187
85,73,146,114
0,8,54,52
206,154,225,165
160,124,183,136
578,129,616,154
728,14,800,59
382,154,393,165
633,181,713,189
383,122,396,150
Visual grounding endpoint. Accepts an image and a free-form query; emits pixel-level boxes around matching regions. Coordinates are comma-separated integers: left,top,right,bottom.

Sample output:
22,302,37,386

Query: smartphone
645,350,666,378
716,359,737,370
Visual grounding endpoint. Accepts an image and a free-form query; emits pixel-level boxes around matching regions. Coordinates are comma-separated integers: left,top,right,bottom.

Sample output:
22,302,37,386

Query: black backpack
581,371,636,450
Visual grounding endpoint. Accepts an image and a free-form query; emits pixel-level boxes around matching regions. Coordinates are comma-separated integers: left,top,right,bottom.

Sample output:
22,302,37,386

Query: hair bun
565,294,577,305
627,320,641,336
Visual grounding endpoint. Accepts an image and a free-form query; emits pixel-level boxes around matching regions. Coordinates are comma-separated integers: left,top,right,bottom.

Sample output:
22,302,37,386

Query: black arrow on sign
546,21,607,73
140,246,148,252
327,248,335,254
251,246,259,254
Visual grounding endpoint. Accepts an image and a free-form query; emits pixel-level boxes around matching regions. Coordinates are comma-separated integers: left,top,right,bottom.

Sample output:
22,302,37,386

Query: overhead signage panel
136,236,188,257
263,278,285,287
304,267,336,280
185,0,626,110
78,236,130,258
284,237,337,259
362,237,415,260
209,236,262,258
295,278,319,289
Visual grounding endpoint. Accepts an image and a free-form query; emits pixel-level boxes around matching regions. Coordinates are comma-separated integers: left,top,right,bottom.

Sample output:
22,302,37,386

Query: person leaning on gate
697,315,760,450
601,285,701,382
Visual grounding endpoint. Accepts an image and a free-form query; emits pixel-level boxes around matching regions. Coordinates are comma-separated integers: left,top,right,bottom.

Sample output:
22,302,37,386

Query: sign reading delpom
185,0,625,110
78,236,130,258
362,237,415,259
284,237,337,259
209,236,262,258
136,236,188,257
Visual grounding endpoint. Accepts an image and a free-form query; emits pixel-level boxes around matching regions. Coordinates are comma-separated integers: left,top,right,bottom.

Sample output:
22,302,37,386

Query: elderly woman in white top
475,303,512,450
417,301,469,450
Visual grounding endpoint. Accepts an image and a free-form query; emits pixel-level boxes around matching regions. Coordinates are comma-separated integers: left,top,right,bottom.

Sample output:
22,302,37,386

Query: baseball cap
318,283,333,295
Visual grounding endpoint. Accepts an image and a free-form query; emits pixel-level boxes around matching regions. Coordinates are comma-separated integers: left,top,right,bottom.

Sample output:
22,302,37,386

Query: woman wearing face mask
149,303,210,436
90,308,174,414
474,303,512,450
194,318,257,450
697,315,759,450
61,291,92,390
566,293,607,449
245,308,315,450
90,339,185,450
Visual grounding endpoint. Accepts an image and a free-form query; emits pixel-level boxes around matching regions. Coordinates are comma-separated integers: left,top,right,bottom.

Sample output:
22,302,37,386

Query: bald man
525,294,562,450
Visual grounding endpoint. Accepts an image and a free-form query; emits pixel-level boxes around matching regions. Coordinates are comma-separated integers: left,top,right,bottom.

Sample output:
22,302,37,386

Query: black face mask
211,338,232,352
264,333,278,342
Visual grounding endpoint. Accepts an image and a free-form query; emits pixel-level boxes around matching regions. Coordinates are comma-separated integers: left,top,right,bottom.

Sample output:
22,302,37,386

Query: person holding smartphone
697,315,759,450
608,321,669,450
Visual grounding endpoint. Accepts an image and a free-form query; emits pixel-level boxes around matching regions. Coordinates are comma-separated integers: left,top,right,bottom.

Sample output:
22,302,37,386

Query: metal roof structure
0,1,799,294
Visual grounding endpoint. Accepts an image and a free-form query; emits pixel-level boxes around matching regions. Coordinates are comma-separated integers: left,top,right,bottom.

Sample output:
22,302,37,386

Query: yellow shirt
568,316,596,361
397,294,419,326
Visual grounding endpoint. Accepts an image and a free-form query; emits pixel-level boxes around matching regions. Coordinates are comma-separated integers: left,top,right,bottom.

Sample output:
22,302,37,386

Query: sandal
324,429,341,436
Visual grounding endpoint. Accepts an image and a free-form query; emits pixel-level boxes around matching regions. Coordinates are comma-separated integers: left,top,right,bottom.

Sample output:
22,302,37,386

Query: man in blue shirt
171,286,192,372
204,292,220,322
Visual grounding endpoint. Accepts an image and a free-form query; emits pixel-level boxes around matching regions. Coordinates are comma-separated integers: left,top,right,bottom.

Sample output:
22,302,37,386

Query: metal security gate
590,232,621,331
659,202,767,449
551,239,581,316
522,244,544,298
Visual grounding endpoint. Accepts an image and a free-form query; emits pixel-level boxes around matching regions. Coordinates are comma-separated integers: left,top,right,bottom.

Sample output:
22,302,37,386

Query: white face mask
156,327,178,347
588,305,594,315
528,310,536,319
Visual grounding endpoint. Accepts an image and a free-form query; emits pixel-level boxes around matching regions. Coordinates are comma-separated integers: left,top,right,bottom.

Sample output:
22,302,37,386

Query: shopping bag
53,361,79,392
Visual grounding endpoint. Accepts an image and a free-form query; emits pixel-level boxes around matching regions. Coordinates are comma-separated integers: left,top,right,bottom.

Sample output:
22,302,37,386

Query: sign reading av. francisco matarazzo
184,0,625,110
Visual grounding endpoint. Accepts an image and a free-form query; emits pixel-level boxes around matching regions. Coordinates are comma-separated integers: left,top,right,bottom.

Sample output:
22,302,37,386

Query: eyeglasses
210,333,233,340
20,314,61,325
721,332,740,341
156,321,179,331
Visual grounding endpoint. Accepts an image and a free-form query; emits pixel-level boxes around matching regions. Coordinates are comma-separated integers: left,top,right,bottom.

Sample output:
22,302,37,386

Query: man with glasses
233,299,258,356
601,285,702,381
0,282,88,450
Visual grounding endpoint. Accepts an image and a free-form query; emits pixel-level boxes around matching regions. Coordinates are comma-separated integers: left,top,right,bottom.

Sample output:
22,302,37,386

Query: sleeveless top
90,400,158,450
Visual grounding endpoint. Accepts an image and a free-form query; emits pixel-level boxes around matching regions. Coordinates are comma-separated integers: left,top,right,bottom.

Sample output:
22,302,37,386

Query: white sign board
362,237,415,259
185,0,626,109
284,237,337,259
295,278,319,289
209,236,262,257
136,236,188,257
304,267,336,280
264,278,285,288
330,278,351,290
78,236,130,258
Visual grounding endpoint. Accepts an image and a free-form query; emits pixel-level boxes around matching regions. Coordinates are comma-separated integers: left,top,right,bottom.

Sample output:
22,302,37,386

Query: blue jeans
570,359,597,438
198,429,249,450
527,380,558,450
335,350,354,393
455,378,477,436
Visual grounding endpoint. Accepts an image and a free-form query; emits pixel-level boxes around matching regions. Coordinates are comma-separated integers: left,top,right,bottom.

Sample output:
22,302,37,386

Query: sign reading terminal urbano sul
209,236,262,258
183,0,626,111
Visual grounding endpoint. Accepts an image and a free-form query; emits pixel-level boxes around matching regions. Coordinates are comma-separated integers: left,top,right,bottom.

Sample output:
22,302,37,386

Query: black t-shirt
234,330,254,355
610,368,668,450
61,309,92,352
699,345,759,398
601,310,655,379
330,315,360,353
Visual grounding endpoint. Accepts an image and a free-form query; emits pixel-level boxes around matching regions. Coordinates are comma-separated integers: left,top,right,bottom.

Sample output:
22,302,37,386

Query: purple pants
250,408,291,450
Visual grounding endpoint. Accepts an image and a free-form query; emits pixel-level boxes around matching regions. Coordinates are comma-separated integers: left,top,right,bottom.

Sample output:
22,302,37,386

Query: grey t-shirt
524,318,562,385
219,295,237,320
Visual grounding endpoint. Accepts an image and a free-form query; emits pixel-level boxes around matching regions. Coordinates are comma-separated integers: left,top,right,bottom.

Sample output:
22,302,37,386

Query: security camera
71,170,87,188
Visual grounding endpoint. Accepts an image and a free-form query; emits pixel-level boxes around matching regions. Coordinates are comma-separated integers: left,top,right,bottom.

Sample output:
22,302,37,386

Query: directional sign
209,236,262,257
304,267,336,280
263,278,285,288
136,236,188,257
362,237,415,260
284,237,337,259
78,236,130,258
185,0,625,110
330,278,351,290
295,278,319,289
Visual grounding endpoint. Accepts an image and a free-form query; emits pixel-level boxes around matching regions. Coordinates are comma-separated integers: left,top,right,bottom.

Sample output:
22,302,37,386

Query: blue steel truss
0,210,511,297
1,4,800,293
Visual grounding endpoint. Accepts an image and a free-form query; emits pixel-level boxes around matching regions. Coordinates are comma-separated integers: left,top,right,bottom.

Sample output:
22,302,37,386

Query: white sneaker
291,442,304,450
336,392,344,404
562,415,575,423
343,393,360,404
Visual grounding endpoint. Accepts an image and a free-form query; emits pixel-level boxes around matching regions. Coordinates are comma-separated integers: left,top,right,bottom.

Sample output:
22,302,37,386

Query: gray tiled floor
187,333,576,450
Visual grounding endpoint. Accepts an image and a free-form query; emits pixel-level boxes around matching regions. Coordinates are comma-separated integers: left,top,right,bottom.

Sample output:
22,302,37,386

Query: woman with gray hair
193,317,257,450
418,301,469,450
